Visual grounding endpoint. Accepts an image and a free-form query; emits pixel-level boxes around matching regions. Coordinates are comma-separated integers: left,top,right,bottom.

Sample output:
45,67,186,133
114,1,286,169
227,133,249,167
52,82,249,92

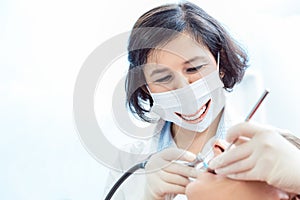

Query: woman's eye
155,75,172,83
186,65,204,73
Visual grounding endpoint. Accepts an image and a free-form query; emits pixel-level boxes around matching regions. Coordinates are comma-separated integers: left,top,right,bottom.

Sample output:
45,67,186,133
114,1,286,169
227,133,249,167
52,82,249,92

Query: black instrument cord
104,160,148,200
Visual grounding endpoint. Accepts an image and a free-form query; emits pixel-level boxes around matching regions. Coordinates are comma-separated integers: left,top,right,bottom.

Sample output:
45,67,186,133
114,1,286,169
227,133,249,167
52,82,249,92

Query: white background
1,0,300,199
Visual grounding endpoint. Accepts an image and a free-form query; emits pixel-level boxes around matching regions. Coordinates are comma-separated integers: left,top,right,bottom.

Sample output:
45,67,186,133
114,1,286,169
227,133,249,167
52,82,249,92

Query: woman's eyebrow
183,56,206,65
150,68,169,77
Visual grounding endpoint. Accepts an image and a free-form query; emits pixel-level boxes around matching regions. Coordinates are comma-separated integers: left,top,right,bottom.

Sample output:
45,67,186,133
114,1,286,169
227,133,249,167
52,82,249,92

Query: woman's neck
171,109,224,155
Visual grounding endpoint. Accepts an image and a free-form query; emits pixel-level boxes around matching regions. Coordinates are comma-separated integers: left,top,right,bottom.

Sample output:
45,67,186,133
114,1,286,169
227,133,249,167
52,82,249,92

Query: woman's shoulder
121,138,157,155
112,121,164,171
121,120,165,153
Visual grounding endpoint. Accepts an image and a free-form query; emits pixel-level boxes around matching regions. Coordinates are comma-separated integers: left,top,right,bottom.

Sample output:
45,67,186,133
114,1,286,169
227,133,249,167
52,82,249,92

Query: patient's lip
207,168,216,175
207,140,227,175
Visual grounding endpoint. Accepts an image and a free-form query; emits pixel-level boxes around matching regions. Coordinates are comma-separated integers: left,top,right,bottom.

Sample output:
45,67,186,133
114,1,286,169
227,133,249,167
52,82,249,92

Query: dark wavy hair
125,1,249,122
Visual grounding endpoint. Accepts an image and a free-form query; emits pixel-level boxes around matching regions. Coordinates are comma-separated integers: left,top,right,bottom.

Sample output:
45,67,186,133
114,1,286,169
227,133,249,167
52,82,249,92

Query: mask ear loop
145,84,162,123
217,52,225,79
217,52,220,71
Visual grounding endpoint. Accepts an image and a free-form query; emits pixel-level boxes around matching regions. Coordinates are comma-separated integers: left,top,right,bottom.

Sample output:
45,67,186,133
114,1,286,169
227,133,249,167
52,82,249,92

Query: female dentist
105,1,248,199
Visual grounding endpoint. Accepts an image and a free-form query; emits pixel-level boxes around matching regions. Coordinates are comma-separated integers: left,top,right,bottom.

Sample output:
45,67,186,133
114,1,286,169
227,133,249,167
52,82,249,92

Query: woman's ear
220,71,225,79
142,85,150,94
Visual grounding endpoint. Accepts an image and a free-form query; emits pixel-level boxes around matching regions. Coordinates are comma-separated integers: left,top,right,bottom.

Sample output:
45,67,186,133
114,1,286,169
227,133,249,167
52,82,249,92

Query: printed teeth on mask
181,107,206,121
178,100,211,121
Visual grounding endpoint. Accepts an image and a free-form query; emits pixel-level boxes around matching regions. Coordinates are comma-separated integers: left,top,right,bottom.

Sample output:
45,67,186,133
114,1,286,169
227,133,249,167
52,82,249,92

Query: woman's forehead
146,33,213,65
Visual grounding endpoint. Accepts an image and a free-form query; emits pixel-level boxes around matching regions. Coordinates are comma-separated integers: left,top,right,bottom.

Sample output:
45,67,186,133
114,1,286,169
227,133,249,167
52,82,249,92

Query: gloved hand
144,148,197,200
209,122,300,194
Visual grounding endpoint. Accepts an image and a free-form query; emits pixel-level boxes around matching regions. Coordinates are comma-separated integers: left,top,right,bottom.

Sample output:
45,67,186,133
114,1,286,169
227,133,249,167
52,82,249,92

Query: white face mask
149,70,225,132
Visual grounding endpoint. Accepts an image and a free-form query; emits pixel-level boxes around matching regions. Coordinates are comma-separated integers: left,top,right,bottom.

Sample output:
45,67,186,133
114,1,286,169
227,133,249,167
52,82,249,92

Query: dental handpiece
186,153,206,168
188,89,270,170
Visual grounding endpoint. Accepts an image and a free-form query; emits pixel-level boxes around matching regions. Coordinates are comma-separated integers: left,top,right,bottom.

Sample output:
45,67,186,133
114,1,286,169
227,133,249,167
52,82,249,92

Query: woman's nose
174,74,191,89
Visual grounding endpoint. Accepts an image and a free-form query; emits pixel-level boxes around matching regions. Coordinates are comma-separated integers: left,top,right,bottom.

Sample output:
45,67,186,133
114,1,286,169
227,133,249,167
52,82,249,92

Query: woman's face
143,33,218,93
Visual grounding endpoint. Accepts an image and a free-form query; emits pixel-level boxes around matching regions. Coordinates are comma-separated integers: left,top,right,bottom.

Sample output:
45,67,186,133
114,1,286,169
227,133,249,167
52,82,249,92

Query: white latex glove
144,148,197,200
209,122,300,194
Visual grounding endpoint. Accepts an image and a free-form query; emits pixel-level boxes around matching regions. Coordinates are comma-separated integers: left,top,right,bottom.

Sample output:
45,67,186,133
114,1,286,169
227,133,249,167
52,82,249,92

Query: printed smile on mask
175,99,211,124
